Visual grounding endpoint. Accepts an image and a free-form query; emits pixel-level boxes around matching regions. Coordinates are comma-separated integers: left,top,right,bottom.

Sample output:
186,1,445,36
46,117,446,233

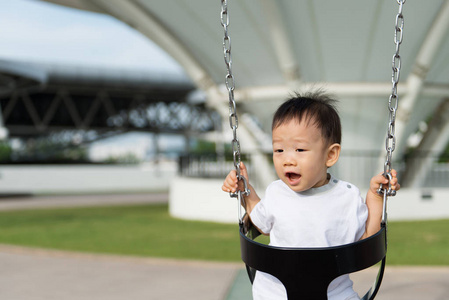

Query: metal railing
178,154,242,179
178,151,449,189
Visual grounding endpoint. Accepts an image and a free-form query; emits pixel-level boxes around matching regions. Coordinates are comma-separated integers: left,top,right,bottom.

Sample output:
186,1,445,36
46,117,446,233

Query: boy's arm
361,169,400,240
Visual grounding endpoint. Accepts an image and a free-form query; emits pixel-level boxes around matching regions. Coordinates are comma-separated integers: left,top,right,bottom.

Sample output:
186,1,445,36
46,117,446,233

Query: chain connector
230,175,251,224
230,174,251,198
377,172,397,197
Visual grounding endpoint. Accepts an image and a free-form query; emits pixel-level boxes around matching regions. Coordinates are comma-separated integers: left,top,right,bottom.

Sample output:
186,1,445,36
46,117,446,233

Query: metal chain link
221,0,250,223
378,0,406,201
220,0,239,172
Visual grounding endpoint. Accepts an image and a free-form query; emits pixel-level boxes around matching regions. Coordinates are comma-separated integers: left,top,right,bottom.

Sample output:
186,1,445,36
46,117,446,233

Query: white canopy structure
40,0,449,187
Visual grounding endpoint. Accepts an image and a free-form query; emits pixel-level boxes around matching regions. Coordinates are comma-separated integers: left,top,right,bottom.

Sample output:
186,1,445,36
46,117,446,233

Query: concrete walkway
0,244,240,300
0,193,167,211
351,266,449,300
0,194,448,299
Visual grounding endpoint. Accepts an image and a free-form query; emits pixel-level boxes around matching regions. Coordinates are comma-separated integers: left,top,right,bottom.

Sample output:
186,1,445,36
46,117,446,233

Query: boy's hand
363,169,401,239
222,162,261,220
222,162,249,194
369,169,400,196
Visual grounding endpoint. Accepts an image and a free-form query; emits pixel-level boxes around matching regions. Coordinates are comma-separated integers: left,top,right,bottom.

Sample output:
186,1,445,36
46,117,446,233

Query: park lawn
0,203,447,265
387,219,449,265
0,204,240,261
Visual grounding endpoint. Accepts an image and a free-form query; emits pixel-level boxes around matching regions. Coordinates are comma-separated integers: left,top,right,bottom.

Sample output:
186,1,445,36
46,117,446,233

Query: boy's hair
272,90,342,145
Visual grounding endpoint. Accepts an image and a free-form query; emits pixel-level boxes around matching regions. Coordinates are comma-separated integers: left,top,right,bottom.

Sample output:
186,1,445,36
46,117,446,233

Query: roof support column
402,98,449,187
89,0,215,92
207,88,277,188
259,0,301,88
87,0,276,186
378,1,449,173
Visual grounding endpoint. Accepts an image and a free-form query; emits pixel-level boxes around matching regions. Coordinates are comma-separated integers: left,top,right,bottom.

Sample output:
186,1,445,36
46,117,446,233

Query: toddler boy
222,91,400,300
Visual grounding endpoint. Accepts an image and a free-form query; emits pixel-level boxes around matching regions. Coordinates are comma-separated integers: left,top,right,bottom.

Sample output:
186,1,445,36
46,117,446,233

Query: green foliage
103,153,141,164
190,139,216,154
12,138,89,163
0,141,12,162
438,142,449,163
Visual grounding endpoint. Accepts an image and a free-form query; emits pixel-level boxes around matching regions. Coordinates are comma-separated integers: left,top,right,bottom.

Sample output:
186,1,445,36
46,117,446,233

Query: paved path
0,193,167,211
0,194,448,299
351,266,449,300
0,244,240,300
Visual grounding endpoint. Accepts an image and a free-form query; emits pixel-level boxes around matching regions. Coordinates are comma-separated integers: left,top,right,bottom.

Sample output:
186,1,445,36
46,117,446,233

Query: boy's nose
283,154,296,166
284,161,295,166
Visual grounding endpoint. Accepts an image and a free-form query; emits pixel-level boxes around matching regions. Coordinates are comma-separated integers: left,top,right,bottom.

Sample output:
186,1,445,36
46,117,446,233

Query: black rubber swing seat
239,216,387,300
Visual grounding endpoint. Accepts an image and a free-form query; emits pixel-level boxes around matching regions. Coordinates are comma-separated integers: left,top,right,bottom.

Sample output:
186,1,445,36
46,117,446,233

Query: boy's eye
274,149,283,153
296,149,305,152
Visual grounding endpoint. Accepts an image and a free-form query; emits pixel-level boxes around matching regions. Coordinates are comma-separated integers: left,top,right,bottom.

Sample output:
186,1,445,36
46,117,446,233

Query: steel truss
0,84,220,138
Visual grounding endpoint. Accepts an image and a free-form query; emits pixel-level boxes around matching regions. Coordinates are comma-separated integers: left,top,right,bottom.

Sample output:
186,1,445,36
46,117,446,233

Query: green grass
0,204,240,261
0,204,447,265
387,219,449,265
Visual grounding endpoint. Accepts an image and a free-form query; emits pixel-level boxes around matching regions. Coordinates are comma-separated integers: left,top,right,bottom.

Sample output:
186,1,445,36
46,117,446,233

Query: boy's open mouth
286,172,301,184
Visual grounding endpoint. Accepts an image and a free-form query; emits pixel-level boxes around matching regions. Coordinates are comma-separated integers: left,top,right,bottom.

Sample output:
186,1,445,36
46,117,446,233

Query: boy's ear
326,143,341,168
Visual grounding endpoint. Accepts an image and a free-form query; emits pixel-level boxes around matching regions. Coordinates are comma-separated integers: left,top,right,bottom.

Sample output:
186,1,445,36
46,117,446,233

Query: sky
0,0,189,160
0,0,185,75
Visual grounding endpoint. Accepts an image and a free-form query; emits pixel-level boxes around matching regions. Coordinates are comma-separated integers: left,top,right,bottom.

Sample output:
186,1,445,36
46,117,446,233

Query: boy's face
272,118,337,192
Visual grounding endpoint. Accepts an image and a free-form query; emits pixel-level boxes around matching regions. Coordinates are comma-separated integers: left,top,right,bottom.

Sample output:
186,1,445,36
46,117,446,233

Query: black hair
272,90,342,145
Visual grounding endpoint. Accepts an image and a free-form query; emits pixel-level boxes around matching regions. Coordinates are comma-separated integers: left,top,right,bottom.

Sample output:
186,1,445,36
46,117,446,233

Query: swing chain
221,0,250,222
378,0,405,199
221,0,239,174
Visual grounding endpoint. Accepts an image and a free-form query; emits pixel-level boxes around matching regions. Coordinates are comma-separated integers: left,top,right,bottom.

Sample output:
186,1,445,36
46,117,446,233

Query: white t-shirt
250,174,368,300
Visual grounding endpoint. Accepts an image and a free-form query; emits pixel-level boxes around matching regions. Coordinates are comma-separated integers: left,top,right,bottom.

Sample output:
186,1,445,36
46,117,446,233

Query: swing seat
240,215,387,300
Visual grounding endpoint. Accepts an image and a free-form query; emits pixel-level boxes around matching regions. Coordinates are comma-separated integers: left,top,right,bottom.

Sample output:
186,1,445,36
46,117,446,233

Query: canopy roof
40,0,449,158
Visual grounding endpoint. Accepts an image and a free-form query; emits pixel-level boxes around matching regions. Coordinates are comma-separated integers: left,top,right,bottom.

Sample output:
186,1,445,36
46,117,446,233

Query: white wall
0,162,176,194
385,188,449,221
170,177,449,223
169,176,240,223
